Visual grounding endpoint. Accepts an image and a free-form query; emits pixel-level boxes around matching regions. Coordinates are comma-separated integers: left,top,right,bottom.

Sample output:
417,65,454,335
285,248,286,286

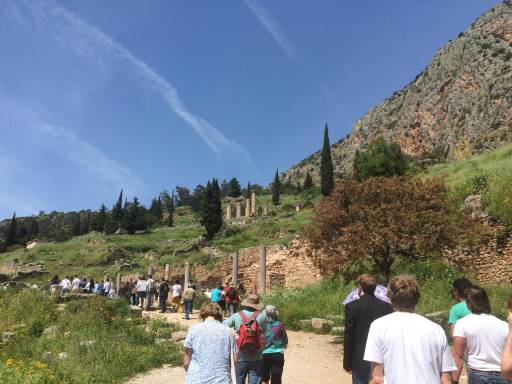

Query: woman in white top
452,286,511,384
183,302,232,384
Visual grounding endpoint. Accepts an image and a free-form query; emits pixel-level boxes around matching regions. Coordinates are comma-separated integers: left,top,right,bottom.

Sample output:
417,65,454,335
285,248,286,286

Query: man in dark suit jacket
343,274,393,384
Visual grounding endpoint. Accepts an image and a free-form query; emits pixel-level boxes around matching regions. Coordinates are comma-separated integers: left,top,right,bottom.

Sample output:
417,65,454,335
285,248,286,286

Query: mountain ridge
283,1,512,184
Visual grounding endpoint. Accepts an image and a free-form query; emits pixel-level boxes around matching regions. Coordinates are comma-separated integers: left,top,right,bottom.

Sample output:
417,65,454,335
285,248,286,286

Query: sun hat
241,294,264,311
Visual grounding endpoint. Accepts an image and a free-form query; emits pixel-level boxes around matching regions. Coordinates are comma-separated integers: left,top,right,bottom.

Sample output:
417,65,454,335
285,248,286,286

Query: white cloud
0,97,144,197
244,0,296,59
11,0,255,166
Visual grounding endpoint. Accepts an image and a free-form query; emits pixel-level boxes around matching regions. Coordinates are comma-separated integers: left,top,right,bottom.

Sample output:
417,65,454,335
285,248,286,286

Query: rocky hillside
285,1,512,184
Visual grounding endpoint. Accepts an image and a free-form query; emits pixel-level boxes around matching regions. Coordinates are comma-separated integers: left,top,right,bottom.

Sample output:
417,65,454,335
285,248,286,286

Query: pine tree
246,182,252,199
7,213,17,246
27,218,38,240
124,197,147,234
272,169,281,206
92,204,108,232
160,190,174,227
228,177,242,198
149,197,163,222
201,179,223,239
304,172,314,190
111,189,124,224
320,124,334,196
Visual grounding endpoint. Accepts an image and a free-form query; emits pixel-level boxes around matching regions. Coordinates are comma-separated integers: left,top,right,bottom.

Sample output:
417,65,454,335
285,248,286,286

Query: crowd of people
50,274,117,298
183,294,288,384
343,274,512,384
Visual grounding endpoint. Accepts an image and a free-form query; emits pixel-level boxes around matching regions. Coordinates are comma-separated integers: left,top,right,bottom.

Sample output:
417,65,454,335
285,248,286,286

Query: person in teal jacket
448,278,473,337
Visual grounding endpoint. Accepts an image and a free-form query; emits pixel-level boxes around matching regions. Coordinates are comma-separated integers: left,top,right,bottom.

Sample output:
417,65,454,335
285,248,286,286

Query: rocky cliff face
284,1,512,185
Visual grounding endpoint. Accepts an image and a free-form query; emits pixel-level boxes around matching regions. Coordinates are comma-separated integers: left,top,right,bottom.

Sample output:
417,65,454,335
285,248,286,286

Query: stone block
330,326,345,336
171,331,187,342
2,332,15,343
311,318,333,333
326,315,344,326
42,325,58,339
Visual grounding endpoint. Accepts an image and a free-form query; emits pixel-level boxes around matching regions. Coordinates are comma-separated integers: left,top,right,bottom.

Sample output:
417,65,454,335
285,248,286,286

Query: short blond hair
387,275,420,311
199,302,223,321
357,274,376,295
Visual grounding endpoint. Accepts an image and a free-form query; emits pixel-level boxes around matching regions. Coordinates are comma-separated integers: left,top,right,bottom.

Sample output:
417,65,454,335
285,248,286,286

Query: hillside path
126,310,351,384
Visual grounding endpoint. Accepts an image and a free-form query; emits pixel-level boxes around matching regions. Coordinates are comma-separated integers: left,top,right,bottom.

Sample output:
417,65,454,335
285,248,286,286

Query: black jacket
343,294,393,372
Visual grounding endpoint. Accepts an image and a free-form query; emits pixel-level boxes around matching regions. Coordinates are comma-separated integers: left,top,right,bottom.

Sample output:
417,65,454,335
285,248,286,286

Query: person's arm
451,336,466,382
502,313,512,379
449,324,455,339
183,348,192,371
369,362,384,384
343,304,355,373
441,372,453,384
223,314,235,327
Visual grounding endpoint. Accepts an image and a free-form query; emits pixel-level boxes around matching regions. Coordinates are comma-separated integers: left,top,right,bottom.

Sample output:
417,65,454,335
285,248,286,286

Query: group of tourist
183,293,288,384
50,274,117,297
343,273,512,384
210,281,246,316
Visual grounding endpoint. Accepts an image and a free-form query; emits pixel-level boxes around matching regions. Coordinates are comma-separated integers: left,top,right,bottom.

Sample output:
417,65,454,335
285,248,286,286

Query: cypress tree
92,204,108,232
201,179,223,239
149,197,163,222
320,124,334,196
7,213,17,246
246,182,252,199
272,169,281,205
304,172,314,190
112,189,124,224
160,190,174,227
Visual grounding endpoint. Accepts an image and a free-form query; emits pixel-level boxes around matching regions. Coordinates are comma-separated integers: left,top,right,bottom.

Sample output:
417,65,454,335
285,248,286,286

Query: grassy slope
426,143,512,224
0,192,320,284
0,291,181,383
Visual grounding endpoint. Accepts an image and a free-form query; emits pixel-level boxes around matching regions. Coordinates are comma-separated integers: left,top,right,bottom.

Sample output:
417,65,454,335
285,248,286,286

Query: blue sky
0,0,501,218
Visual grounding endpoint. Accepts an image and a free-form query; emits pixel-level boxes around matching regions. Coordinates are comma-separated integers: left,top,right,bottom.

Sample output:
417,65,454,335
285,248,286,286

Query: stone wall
143,239,322,292
446,226,512,285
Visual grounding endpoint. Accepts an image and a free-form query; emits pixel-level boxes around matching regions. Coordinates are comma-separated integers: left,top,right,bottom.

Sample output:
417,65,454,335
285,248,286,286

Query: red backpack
237,311,262,353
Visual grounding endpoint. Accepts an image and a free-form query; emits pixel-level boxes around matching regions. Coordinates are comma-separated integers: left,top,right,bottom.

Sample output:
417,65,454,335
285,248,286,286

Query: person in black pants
262,305,288,384
343,274,393,384
159,280,170,313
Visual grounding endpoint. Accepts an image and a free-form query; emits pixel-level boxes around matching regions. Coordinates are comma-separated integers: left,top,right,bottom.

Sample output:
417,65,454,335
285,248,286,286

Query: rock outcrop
284,2,512,185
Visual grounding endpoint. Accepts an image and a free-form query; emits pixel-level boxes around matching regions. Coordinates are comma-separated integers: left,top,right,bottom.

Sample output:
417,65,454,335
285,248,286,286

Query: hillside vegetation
0,192,320,284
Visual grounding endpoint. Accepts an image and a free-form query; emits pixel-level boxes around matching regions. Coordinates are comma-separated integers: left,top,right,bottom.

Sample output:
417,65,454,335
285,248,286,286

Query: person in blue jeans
183,284,196,320
224,294,267,384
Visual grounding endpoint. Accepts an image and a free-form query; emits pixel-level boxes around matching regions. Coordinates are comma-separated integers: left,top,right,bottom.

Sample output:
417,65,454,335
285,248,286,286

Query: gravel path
126,310,351,384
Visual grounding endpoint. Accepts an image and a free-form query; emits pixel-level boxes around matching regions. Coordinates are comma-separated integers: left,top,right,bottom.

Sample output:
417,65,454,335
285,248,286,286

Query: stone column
251,192,257,216
164,264,170,281
116,273,121,295
226,204,232,221
245,199,251,217
263,203,268,216
232,252,239,287
295,205,300,212
184,262,190,288
236,202,242,218
259,245,266,295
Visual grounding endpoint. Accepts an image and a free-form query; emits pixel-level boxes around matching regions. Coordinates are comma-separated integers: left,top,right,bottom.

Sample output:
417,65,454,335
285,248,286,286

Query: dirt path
126,310,351,384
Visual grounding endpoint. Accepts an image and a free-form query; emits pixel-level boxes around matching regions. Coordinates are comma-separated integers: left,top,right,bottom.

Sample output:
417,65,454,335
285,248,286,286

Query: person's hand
344,368,352,374
370,377,384,384
508,312,512,329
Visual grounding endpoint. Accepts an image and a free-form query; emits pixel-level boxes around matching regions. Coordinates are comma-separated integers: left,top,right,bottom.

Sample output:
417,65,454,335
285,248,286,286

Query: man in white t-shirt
452,286,509,384
170,280,182,309
364,275,456,384
60,276,71,294
71,275,81,293
104,279,111,297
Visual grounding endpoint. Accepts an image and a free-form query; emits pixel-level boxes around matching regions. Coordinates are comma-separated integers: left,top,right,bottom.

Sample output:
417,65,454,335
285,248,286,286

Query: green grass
0,291,181,384
426,143,512,224
265,258,512,330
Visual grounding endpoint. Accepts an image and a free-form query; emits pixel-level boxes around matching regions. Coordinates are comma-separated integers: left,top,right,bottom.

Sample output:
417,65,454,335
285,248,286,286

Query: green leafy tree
304,172,314,190
228,177,242,198
320,124,334,196
175,186,191,207
123,197,148,234
7,213,17,246
272,169,281,205
201,179,223,239
353,137,408,181
191,185,206,213
160,190,174,227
